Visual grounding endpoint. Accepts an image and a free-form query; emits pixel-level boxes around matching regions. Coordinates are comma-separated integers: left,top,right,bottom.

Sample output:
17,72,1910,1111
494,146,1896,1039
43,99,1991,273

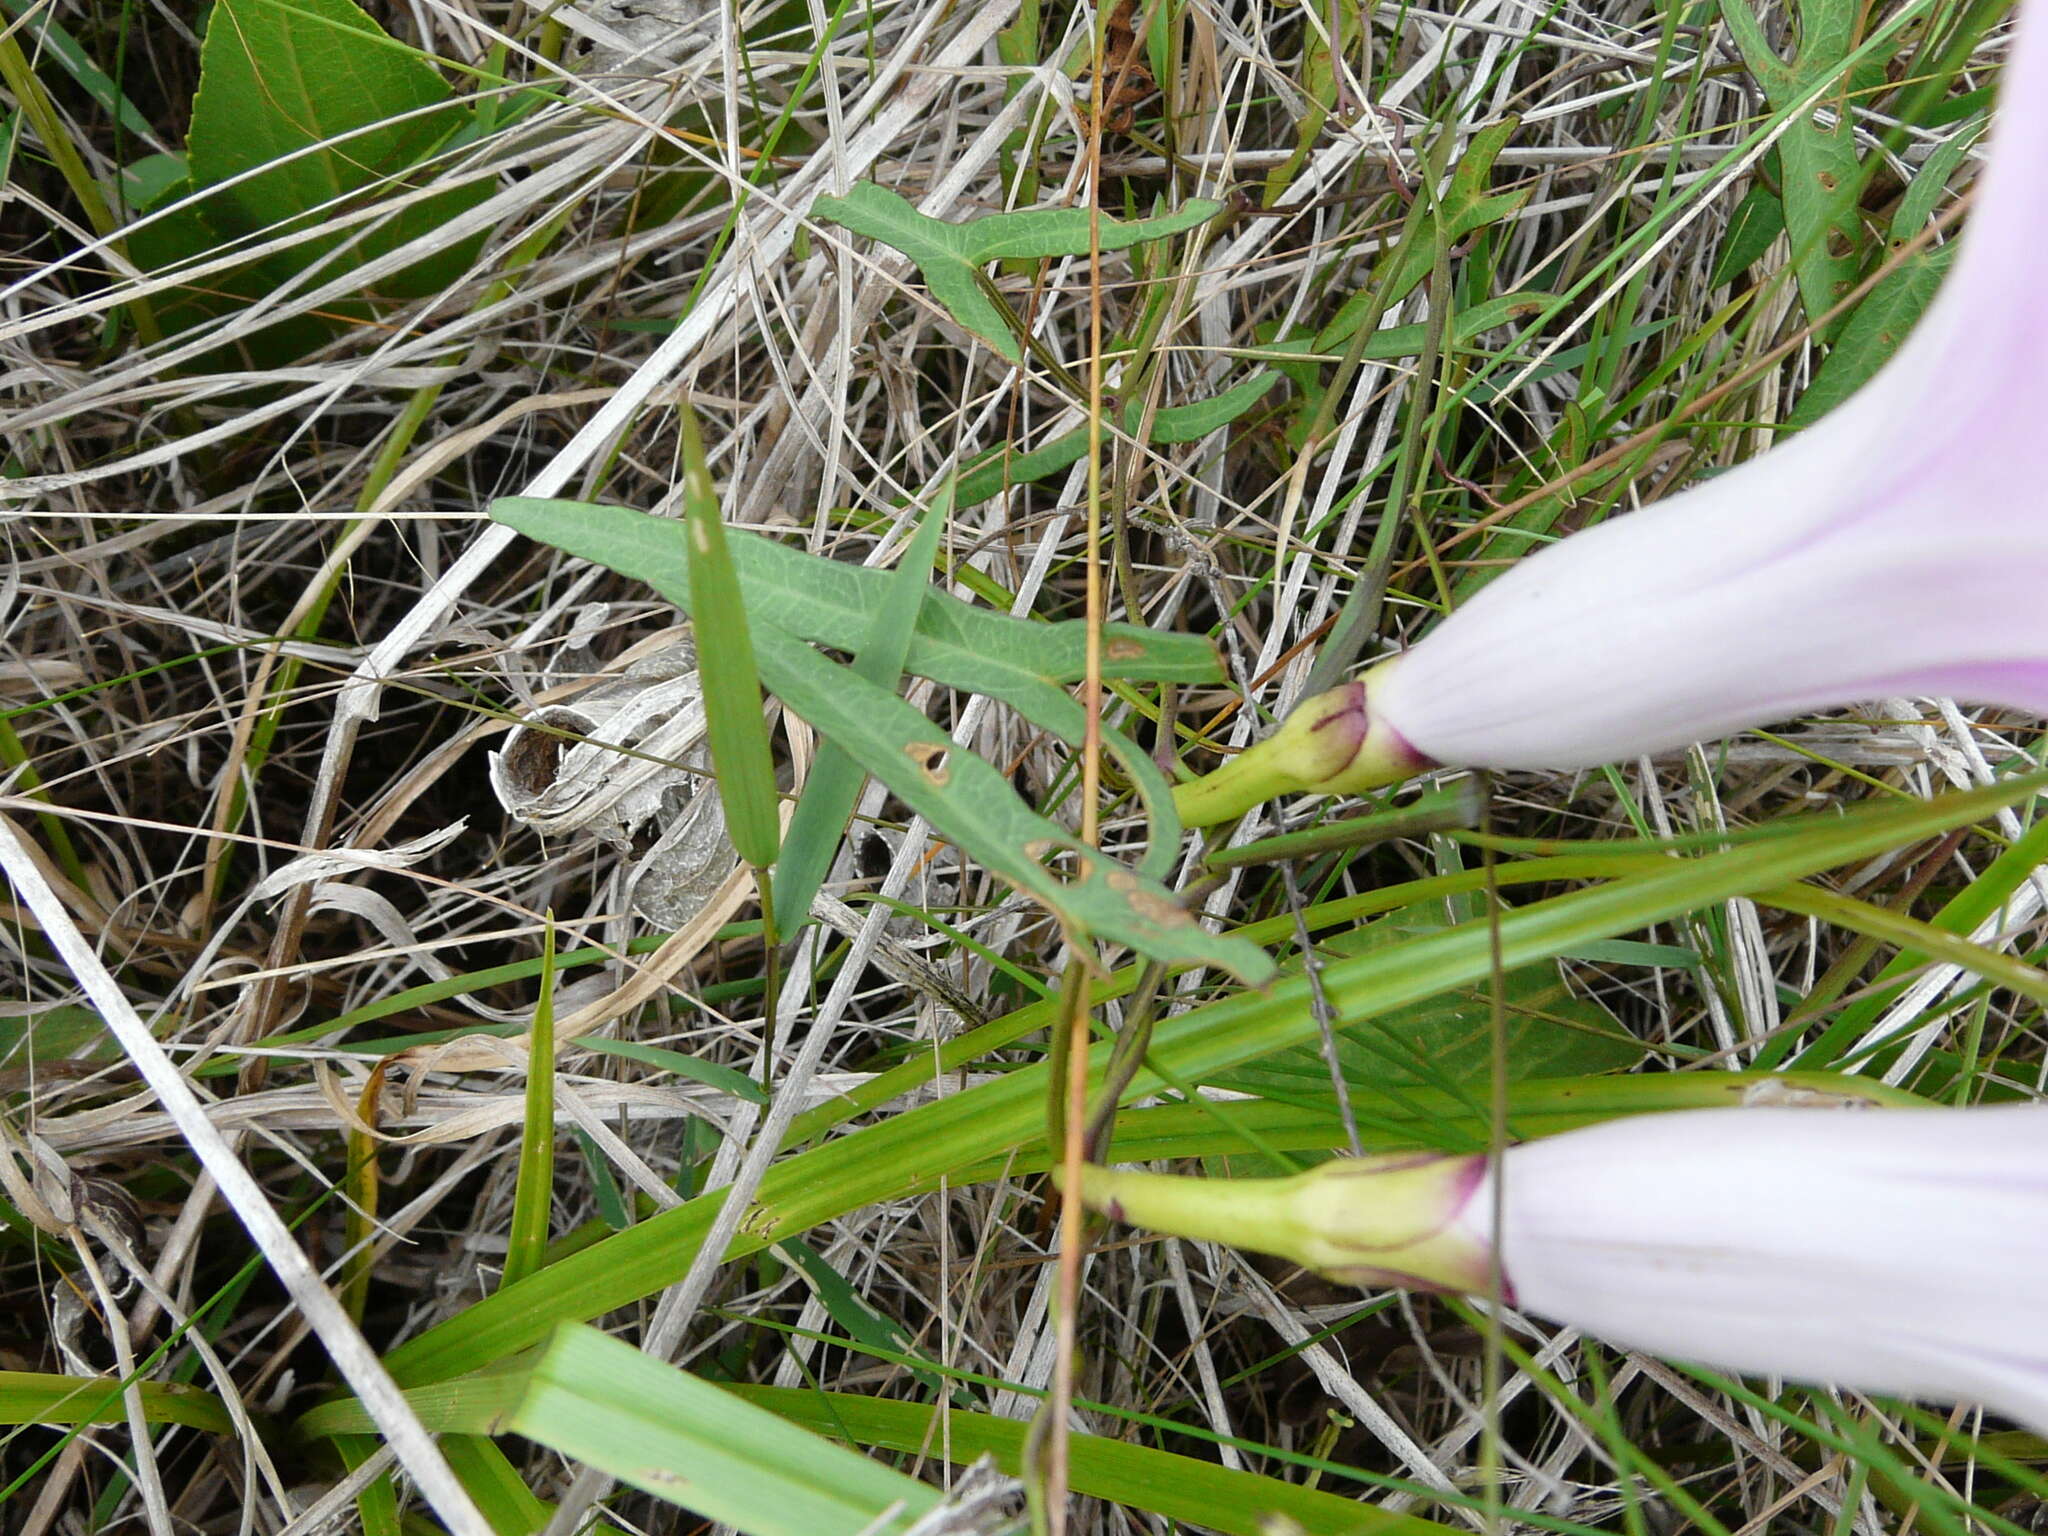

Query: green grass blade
439,1436,548,1535
681,407,782,869
507,1325,941,1536
381,771,2048,1386
1779,800,2048,1071
0,0,153,139
965,1069,1922,1176
0,1372,233,1433
501,918,556,1290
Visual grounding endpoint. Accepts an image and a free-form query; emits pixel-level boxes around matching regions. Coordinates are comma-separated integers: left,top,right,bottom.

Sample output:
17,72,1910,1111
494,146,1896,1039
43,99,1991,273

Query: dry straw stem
0,819,493,1536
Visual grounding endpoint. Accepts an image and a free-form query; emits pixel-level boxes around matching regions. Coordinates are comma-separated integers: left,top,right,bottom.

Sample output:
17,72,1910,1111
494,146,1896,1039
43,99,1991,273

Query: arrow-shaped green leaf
493,496,1204,878
812,183,1223,360
494,498,1261,976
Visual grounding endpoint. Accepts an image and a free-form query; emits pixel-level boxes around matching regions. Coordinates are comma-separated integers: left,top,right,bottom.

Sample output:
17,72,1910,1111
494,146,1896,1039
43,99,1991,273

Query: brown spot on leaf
1127,888,1192,928
905,741,950,786
1106,869,1192,927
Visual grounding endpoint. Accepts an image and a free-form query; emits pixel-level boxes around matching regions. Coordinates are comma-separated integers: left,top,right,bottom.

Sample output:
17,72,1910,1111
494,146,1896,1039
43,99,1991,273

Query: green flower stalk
1075,1149,1490,1293
1173,673,1433,829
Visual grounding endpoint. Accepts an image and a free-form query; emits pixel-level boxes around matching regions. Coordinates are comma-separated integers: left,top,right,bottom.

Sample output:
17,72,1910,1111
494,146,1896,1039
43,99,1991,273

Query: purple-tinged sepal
1071,1149,1493,1295
1174,672,1435,828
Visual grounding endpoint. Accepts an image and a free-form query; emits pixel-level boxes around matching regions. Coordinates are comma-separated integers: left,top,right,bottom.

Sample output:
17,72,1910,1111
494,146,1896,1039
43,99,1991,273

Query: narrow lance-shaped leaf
1313,121,1530,350
773,484,950,938
740,619,1268,981
492,496,1200,879
500,916,556,1290
681,408,781,870
952,371,1279,506
492,498,1218,689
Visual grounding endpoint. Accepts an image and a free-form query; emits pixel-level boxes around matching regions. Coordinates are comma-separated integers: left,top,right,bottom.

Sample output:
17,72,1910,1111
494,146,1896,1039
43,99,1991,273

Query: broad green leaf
123,182,347,355
1214,915,1642,1136
381,770,2046,1386
953,372,1279,506
120,152,189,212
192,0,461,229
183,0,490,307
1708,180,1786,288
681,407,781,869
773,486,950,937
509,1325,939,1536
493,496,1203,879
812,183,1222,359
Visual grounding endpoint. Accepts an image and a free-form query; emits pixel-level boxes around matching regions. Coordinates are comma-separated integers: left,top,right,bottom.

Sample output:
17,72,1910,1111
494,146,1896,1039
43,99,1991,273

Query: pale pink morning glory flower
1177,19,2048,826
1077,1104,2048,1432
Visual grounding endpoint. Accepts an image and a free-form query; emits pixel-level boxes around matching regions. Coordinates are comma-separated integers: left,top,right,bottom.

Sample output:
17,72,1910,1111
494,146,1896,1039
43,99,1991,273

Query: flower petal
1492,1105,2048,1431
1362,24,2048,773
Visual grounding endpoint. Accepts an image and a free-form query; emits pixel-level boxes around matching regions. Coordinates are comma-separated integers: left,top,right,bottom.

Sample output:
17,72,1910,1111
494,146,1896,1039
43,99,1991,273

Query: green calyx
1069,1152,1495,1295
1173,664,1429,828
